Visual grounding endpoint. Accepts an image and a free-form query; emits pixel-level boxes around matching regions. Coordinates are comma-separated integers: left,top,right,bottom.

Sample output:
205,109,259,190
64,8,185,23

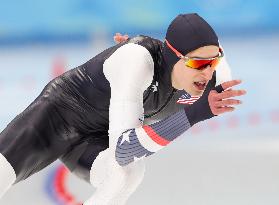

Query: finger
214,99,242,107
113,35,120,42
115,34,128,42
114,36,127,43
216,89,246,100
214,106,235,115
208,90,221,101
123,36,129,41
221,79,242,90
113,33,121,39
114,37,121,43
120,36,128,42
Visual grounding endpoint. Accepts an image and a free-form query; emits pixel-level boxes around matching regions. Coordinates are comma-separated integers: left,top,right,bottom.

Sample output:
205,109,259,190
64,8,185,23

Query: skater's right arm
113,80,246,166
103,44,246,167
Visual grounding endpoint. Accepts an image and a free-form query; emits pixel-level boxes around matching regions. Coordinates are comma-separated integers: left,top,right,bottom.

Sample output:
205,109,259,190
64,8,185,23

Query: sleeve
104,43,216,167
112,85,214,166
114,90,215,167
103,43,154,151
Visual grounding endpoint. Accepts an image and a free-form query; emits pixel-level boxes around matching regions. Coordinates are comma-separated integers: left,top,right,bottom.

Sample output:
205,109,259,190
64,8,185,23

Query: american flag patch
176,93,200,105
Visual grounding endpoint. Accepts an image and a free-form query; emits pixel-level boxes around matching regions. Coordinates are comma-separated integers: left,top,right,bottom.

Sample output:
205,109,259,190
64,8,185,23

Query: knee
89,148,146,188
89,148,111,187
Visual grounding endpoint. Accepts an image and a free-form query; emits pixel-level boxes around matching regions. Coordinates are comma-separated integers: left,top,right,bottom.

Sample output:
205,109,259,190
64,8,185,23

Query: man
0,13,246,204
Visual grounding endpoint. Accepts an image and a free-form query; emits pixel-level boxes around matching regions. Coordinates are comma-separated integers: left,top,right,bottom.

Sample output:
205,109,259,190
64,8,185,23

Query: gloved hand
185,79,246,126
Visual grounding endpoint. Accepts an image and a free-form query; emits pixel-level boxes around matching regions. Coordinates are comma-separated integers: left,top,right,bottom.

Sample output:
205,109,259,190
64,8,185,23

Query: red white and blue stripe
115,110,191,166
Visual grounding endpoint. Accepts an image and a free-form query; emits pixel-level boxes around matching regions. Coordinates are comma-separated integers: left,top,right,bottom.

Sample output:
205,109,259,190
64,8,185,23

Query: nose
201,65,215,80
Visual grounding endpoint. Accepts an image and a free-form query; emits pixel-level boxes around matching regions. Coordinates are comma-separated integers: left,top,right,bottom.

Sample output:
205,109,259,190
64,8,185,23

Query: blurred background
0,0,279,204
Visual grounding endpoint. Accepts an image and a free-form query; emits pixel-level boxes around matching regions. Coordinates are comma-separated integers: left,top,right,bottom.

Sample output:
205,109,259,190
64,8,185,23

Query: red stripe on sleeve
143,125,170,146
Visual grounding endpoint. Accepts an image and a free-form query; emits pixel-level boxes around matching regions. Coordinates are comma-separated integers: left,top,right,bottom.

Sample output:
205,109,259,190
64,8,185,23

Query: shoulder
104,43,154,69
128,35,163,62
103,43,154,90
127,35,163,51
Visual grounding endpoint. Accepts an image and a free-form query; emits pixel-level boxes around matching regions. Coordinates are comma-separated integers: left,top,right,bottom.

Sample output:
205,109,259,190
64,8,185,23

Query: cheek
172,62,199,89
180,68,196,83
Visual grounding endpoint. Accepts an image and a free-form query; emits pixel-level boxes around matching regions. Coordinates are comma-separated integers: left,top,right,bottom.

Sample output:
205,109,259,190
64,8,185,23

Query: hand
113,33,129,44
208,79,246,115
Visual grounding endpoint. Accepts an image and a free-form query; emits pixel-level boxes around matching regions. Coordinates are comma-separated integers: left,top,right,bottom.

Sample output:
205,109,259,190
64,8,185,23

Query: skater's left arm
113,32,129,44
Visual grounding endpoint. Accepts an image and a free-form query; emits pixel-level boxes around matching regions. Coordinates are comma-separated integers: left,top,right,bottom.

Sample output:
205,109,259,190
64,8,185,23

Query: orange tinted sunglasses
165,39,224,70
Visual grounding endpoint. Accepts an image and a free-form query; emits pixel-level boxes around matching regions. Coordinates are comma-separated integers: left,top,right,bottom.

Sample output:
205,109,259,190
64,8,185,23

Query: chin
184,88,204,97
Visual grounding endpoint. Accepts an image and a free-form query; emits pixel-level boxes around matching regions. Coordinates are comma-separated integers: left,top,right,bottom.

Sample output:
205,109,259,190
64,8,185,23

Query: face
171,45,219,96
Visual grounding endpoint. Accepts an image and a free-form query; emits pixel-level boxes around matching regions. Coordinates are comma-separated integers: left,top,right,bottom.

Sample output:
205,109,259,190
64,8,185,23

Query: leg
84,148,146,205
60,135,109,183
0,93,73,198
0,153,16,198
60,136,145,205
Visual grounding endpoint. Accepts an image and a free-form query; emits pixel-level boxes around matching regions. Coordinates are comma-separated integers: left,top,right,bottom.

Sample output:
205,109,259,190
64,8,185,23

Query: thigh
60,133,109,183
0,96,73,183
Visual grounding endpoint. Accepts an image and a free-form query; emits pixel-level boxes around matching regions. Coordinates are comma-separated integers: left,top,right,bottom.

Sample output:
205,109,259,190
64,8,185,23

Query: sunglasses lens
186,58,221,70
210,58,221,69
186,59,212,69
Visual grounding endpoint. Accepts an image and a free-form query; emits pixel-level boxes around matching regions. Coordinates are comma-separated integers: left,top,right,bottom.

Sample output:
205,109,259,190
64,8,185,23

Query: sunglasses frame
165,39,224,69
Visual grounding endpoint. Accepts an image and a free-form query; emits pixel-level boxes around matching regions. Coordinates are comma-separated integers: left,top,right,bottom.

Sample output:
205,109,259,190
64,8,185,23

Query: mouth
193,81,207,91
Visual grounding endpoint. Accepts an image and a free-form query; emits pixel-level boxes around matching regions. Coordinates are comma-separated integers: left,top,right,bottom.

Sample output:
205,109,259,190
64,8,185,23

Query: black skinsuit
0,35,216,183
